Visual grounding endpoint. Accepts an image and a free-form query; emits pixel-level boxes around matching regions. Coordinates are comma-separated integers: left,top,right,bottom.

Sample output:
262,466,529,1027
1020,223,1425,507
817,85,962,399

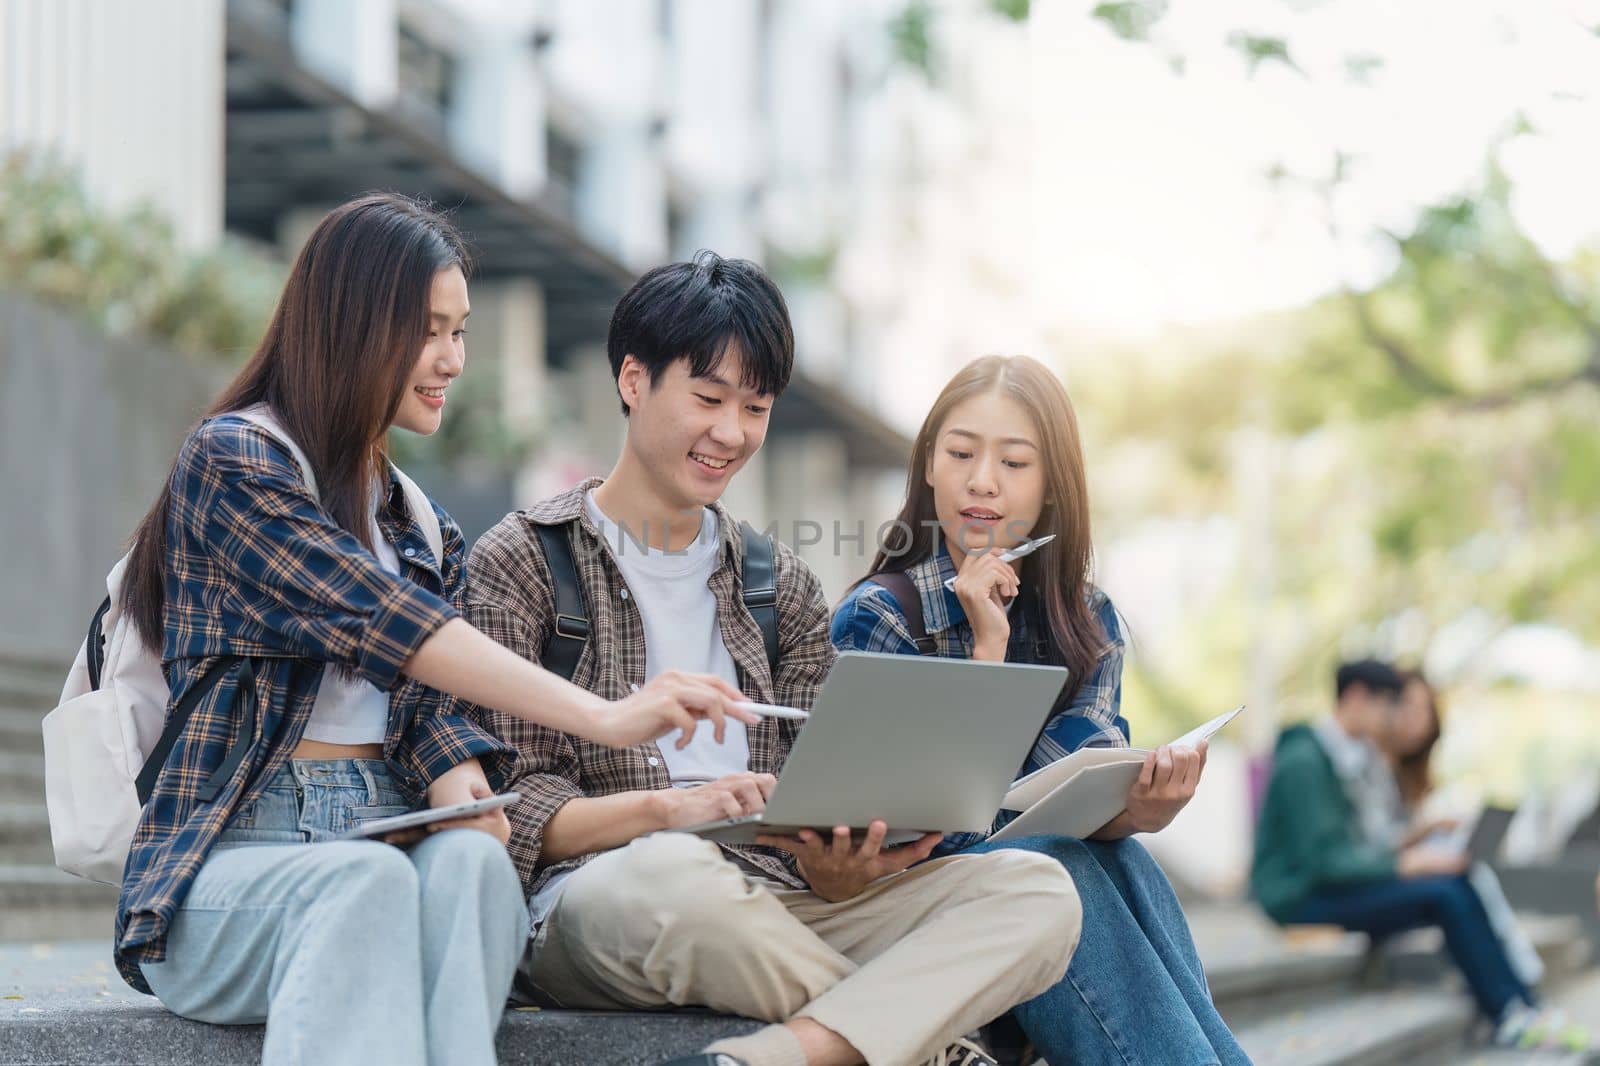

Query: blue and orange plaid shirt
829,545,1128,850
113,415,512,992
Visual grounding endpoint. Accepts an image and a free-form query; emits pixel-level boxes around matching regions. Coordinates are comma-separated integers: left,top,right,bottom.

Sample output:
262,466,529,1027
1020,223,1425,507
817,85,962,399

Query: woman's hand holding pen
951,549,1020,661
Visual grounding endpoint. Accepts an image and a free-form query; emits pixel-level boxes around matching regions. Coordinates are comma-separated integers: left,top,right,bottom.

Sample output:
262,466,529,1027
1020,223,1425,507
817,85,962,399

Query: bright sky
1029,0,1600,337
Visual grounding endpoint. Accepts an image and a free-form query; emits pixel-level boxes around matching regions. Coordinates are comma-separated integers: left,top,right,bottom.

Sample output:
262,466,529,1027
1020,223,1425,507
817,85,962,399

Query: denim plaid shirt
829,545,1127,850
114,415,513,992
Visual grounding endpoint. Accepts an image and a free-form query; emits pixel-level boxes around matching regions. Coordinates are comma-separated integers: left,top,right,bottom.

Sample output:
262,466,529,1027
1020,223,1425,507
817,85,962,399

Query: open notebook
991,705,1243,841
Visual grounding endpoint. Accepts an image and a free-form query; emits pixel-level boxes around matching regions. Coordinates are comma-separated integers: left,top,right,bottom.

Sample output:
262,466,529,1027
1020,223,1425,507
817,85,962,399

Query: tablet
338,792,522,841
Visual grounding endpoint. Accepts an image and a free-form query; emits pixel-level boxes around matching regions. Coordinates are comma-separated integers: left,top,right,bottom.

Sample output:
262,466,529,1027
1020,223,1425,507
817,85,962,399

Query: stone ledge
0,1001,762,1066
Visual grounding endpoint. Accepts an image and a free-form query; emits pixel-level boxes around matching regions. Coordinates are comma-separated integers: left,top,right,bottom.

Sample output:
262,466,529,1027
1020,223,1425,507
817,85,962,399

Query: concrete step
0,906,1590,1065
1234,986,1475,1066
1189,909,1368,1024
0,804,55,867
0,707,45,756
0,867,116,943
1227,912,1595,1066
0,941,760,1065
0,752,45,804
0,657,65,712
1377,913,1591,987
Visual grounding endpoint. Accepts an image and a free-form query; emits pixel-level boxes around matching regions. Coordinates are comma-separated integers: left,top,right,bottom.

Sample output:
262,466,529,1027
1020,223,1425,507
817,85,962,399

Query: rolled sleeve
359,578,458,692
829,582,921,656
183,419,456,688
396,712,517,794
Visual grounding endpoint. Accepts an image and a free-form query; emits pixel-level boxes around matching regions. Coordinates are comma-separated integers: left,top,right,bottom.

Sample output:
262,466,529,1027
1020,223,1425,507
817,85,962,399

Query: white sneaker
924,1037,1000,1066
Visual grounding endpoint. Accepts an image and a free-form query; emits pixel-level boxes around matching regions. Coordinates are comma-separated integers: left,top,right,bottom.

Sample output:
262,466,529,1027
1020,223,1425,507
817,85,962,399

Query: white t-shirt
302,508,402,745
527,495,750,935
583,490,749,784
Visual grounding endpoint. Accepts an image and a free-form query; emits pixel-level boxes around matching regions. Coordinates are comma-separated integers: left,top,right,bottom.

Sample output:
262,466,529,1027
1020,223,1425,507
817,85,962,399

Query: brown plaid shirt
455,477,837,895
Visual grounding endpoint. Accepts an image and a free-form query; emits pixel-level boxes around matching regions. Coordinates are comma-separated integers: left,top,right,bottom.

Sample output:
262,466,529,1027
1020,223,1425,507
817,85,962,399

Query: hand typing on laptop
658,772,777,827
758,821,944,903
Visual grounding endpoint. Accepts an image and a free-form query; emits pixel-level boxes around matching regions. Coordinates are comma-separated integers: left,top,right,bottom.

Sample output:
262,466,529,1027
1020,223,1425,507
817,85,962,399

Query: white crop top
302,508,402,745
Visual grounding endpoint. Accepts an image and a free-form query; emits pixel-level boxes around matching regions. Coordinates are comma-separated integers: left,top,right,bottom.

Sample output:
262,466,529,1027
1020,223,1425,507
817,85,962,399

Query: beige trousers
522,833,1082,1066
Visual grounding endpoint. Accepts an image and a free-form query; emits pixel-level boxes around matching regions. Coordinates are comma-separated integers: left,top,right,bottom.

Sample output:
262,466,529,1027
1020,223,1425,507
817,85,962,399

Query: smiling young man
453,252,1082,1066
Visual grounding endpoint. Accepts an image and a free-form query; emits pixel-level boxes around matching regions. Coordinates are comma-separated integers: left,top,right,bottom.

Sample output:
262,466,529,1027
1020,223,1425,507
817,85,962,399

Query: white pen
733,700,810,721
630,684,810,721
943,533,1057,592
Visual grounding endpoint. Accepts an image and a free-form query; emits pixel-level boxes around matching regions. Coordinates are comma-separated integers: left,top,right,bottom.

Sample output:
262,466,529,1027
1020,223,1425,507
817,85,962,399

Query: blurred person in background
1382,673,1551,995
1253,660,1581,1052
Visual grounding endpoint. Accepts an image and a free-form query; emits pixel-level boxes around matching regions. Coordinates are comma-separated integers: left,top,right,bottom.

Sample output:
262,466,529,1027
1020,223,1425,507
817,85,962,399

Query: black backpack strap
136,655,243,805
534,522,590,682
868,570,938,655
739,522,780,672
86,596,112,691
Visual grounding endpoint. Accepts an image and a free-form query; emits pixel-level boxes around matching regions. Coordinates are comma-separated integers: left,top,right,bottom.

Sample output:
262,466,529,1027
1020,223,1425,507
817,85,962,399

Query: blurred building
0,0,992,603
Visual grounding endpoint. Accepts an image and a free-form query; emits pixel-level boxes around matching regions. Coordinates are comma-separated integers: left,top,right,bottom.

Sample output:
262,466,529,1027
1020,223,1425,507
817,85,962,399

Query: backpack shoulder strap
738,521,779,673
230,405,319,501
866,570,937,655
230,406,444,568
533,521,589,682
135,655,244,805
390,465,445,568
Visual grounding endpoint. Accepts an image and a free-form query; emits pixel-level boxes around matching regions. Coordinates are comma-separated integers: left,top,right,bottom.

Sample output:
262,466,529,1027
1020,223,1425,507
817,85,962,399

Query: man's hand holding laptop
758,822,944,903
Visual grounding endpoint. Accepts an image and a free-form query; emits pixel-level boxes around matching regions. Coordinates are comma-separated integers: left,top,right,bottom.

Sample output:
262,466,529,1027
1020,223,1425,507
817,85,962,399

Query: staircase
0,657,116,943
1194,906,1595,1066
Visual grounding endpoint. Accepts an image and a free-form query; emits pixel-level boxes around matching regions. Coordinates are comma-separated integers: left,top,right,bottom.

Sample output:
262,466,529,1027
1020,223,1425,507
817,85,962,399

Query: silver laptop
686,651,1069,846
1464,805,1516,863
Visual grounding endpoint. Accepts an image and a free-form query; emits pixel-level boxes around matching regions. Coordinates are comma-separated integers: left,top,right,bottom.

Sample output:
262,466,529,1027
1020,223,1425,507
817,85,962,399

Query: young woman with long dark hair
832,355,1247,1065
115,193,749,1065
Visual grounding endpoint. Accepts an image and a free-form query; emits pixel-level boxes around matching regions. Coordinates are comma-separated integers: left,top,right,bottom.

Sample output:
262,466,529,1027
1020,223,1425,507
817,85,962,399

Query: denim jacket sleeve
177,418,458,691
829,581,922,655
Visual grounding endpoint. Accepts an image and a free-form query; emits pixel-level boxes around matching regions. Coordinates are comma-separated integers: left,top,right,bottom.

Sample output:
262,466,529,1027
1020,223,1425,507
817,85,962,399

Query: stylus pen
630,684,810,721
733,701,810,721
942,533,1057,591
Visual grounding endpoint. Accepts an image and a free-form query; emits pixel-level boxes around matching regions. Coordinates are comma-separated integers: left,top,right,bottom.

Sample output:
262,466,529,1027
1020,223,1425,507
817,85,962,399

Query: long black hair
859,355,1108,695
122,192,470,647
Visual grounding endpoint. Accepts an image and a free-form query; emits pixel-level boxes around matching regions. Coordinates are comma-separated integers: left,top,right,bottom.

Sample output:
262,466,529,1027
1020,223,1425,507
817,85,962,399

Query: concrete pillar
291,0,398,110
0,0,224,248
579,121,668,268
450,34,544,198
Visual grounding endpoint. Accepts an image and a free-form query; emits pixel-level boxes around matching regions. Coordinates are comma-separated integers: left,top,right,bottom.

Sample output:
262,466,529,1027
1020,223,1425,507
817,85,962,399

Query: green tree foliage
0,155,282,359
1,155,535,470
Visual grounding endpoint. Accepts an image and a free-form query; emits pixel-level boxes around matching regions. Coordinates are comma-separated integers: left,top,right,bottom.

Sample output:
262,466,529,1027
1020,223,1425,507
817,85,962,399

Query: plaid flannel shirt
114,415,513,992
829,545,1128,849
452,477,837,897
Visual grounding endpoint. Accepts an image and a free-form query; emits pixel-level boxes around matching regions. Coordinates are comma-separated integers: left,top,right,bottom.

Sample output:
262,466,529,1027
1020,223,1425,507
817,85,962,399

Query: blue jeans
1287,875,1534,1021
961,834,1248,1066
140,759,529,1066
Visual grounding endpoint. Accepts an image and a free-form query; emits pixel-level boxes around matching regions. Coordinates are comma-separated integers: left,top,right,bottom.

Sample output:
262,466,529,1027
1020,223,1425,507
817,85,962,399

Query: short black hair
1335,658,1404,701
606,250,794,415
